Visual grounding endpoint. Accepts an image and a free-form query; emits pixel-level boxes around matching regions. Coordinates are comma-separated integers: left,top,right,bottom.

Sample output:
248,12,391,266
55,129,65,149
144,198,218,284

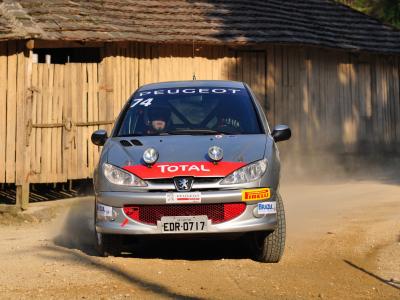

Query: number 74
130,98,153,108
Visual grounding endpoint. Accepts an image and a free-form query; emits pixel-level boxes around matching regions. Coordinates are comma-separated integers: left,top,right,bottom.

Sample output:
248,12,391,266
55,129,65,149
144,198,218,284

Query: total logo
123,161,246,179
157,164,210,173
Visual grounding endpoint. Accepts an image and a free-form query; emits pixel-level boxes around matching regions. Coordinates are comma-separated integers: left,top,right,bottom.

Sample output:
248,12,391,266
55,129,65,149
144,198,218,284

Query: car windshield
116,86,263,136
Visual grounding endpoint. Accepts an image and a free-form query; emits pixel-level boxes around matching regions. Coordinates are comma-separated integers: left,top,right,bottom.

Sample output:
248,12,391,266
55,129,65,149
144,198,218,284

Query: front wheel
95,230,122,257
248,193,286,263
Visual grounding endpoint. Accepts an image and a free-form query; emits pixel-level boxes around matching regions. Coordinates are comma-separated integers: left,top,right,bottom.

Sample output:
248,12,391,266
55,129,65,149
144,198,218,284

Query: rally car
92,80,291,262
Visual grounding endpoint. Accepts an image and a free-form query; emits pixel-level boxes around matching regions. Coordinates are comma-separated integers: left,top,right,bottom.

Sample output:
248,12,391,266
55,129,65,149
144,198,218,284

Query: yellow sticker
242,188,271,201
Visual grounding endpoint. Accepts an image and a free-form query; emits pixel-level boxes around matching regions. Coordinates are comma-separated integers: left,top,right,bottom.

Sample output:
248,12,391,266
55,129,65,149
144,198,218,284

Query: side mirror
271,125,291,142
91,129,108,146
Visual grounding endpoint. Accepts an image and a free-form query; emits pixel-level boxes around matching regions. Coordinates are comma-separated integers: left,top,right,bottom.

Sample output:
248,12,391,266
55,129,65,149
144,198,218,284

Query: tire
95,230,122,257
248,193,286,263
94,199,122,257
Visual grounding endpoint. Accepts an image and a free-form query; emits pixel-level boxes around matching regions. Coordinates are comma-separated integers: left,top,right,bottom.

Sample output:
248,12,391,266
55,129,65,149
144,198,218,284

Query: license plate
159,216,208,233
166,192,201,203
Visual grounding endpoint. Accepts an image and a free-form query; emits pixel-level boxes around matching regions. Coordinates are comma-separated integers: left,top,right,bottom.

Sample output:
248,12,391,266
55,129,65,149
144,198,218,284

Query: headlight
220,158,268,185
208,146,223,162
103,163,147,186
143,147,159,165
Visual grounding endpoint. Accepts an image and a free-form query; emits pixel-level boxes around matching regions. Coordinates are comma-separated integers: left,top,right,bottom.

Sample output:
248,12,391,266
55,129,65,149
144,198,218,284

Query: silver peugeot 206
92,80,291,262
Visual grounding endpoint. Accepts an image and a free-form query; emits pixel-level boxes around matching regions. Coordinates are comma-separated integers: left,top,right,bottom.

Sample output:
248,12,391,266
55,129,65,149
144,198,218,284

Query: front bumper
95,189,277,235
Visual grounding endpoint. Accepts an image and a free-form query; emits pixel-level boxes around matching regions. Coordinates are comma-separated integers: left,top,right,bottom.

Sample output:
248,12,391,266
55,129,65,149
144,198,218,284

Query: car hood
104,134,268,179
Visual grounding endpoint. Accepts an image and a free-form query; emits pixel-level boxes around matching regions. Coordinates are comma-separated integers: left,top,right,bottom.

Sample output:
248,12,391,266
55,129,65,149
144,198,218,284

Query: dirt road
0,179,399,299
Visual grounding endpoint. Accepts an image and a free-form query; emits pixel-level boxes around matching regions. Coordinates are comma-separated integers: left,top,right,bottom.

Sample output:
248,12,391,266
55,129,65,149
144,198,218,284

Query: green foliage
338,0,400,29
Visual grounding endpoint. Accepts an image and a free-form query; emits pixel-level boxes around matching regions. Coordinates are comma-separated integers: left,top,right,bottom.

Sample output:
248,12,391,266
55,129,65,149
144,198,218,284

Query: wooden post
15,185,29,210
15,43,33,210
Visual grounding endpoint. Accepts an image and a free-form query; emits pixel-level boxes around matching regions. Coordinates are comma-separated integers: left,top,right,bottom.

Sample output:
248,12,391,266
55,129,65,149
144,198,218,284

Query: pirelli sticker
241,188,271,201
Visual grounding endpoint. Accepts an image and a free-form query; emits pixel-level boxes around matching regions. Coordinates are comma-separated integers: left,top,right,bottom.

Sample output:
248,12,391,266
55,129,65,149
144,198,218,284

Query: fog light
208,146,223,162
143,147,159,165
96,203,117,221
253,206,263,218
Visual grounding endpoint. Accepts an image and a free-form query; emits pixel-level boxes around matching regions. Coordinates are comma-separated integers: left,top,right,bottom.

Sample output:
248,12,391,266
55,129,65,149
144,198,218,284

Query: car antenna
192,32,196,80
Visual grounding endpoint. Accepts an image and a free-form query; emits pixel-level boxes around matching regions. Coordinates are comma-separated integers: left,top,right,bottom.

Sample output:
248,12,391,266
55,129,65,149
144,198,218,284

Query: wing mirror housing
91,129,108,146
271,125,291,142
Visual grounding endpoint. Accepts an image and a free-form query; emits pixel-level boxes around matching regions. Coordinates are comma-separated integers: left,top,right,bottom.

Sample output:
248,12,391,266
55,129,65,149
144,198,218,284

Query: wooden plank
221,46,229,81
48,64,56,180
40,63,49,182
213,46,222,80
6,41,17,183
63,63,71,181
364,63,372,143
126,47,132,98
87,63,94,176
295,48,304,148
312,50,321,141
92,63,100,175
84,63,89,177
207,46,212,80
202,45,210,80
393,58,400,143
151,44,160,83
298,49,306,142
121,47,127,104
344,57,353,147
274,46,283,126
381,60,389,145
0,42,7,182
287,48,296,146
386,60,394,147
304,53,314,149
182,45,190,80
35,64,43,178
76,63,84,178
388,60,396,147
70,63,78,179
98,52,107,136
145,43,152,84
369,58,378,144
21,49,33,208
15,184,29,210
258,51,266,109
113,44,120,119
30,63,38,175
133,41,140,84
225,47,235,81
54,65,65,181
327,52,340,144
320,50,326,145
158,43,166,82
266,46,275,125
15,42,26,186
105,44,115,134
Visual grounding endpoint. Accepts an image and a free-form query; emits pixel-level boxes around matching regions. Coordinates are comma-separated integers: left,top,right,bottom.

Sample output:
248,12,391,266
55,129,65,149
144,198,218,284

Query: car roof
138,80,245,91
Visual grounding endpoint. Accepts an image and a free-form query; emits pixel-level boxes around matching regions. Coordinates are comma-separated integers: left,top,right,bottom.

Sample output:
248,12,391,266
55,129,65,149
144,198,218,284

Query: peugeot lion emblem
174,177,194,192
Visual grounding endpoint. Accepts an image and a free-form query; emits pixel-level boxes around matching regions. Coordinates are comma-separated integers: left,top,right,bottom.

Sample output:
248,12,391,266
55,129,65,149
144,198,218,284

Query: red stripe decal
123,161,246,179
120,218,129,227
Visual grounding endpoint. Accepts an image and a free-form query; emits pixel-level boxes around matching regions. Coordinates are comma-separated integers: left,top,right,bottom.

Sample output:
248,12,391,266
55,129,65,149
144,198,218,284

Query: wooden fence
27,63,108,183
0,41,399,208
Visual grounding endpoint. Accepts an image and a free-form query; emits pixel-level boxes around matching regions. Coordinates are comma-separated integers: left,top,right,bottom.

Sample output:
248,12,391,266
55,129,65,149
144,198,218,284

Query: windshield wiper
165,129,231,135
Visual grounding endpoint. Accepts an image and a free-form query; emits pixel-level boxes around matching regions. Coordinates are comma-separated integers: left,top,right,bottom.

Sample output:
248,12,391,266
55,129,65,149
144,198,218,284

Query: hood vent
120,140,132,147
131,139,143,146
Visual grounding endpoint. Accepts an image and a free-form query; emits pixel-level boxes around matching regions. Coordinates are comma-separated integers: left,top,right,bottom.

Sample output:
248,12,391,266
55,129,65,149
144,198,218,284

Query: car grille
123,203,246,225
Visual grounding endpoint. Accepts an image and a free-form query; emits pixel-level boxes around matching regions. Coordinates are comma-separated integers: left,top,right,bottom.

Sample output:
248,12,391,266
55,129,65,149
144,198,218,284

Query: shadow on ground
53,199,250,260
38,244,204,300
344,260,400,290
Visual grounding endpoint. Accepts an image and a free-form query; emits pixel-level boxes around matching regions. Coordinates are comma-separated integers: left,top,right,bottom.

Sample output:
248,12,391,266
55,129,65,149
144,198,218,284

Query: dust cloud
53,199,96,255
